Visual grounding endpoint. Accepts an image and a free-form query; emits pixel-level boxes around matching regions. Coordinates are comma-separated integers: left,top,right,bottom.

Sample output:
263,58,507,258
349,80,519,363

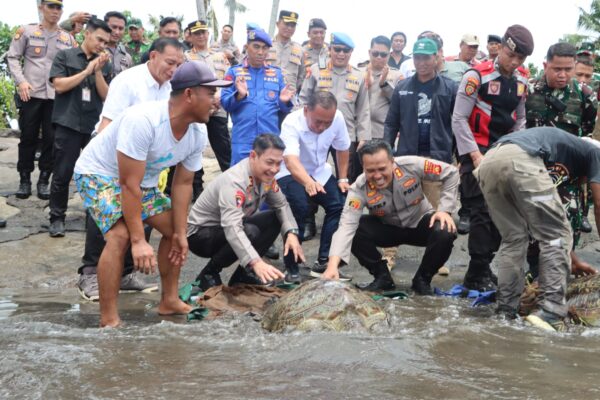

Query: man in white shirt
77,37,185,301
73,62,232,327
276,91,351,283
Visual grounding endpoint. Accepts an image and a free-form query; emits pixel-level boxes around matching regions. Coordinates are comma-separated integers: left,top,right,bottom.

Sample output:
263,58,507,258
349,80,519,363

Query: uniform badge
373,209,385,217
265,69,276,77
348,198,362,210
34,30,42,36
424,160,442,175
346,92,354,100
368,194,384,204
34,47,41,54
235,190,245,208
488,81,501,95
410,196,423,205
271,180,280,192
403,178,417,188
394,168,404,179
465,77,479,96
517,82,525,97
248,30,256,40
268,91,276,99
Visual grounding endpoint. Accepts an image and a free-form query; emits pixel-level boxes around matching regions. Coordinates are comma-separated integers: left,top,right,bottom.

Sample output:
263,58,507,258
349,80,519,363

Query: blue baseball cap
330,32,354,49
247,29,272,47
170,61,233,91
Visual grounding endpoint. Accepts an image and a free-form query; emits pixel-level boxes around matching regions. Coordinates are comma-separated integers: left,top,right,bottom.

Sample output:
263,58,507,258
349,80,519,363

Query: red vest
468,60,528,149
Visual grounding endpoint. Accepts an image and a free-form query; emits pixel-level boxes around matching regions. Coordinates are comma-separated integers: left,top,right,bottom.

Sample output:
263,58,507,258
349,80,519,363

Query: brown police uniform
267,39,306,92
363,67,403,139
107,43,133,79
303,42,329,71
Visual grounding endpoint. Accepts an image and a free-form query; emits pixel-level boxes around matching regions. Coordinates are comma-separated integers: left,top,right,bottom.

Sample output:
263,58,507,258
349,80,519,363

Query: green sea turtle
261,279,388,332
520,274,600,326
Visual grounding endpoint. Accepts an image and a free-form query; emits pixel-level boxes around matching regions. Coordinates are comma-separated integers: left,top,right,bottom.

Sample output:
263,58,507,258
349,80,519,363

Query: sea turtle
261,279,388,332
520,274,600,326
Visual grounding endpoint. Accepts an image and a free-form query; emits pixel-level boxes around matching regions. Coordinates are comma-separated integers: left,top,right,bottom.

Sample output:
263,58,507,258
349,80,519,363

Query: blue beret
247,29,272,47
330,32,354,49
246,22,261,31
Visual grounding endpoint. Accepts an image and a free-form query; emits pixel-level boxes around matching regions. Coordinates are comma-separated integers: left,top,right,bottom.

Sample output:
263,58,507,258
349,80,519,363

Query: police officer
221,29,295,165
477,127,600,330
486,35,502,61
452,24,534,291
302,18,329,71
103,11,132,79
184,20,232,198
300,32,371,183
187,134,304,291
7,0,76,199
322,140,458,293
267,10,305,94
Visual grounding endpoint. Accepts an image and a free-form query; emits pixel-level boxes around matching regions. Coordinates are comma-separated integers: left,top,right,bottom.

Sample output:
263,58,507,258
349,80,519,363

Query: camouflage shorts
74,173,171,235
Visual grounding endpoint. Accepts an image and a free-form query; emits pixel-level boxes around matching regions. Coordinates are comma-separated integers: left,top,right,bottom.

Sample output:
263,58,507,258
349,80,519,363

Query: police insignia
348,198,362,209
410,196,423,205
517,82,525,96
394,168,404,179
373,209,385,217
268,91,276,98
424,160,442,175
235,190,245,208
403,178,416,188
271,181,280,192
265,69,276,77
34,47,41,54
465,77,478,96
368,194,383,204
346,92,354,100
34,30,42,36
249,31,256,40
488,81,501,95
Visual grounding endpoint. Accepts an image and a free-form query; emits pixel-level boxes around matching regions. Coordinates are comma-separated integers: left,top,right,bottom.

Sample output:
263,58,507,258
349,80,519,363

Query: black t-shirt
414,77,434,156
49,47,112,134
496,127,600,184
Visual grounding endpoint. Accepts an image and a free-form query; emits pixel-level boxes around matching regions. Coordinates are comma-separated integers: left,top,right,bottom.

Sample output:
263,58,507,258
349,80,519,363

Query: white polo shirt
98,62,172,123
276,108,351,185
75,101,206,188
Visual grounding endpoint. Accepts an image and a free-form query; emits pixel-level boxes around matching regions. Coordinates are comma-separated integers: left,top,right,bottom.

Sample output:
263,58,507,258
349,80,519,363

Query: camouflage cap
502,24,534,56
127,18,143,29
578,42,595,56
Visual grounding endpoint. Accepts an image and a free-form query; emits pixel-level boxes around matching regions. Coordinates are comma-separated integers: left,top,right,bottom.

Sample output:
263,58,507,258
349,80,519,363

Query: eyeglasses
332,46,352,54
371,51,389,58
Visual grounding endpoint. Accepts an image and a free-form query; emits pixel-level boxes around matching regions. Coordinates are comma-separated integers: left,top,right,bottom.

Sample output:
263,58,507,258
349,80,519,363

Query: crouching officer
187,134,305,291
322,140,458,294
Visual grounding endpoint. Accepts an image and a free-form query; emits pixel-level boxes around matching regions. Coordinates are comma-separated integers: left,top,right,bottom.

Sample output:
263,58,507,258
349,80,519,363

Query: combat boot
37,170,51,200
196,265,223,292
463,262,497,292
303,213,317,241
228,265,264,286
16,172,32,199
411,261,439,295
356,261,396,292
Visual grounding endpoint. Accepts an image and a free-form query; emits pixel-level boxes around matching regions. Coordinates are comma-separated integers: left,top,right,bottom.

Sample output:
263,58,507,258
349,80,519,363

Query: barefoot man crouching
73,62,232,327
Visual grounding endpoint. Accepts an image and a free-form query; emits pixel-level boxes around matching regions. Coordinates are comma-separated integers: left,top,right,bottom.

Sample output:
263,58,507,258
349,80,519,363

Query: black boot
196,266,223,291
37,171,51,200
463,262,497,292
228,265,264,286
303,213,317,241
457,214,470,235
16,172,32,199
581,216,593,233
411,275,433,295
0,218,6,228
356,261,396,292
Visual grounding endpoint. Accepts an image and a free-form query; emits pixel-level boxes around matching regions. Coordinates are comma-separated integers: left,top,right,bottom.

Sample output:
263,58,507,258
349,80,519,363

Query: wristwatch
338,178,349,183
285,228,300,237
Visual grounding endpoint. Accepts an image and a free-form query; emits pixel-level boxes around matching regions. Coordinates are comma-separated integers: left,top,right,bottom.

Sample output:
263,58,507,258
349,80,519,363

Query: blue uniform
221,59,292,164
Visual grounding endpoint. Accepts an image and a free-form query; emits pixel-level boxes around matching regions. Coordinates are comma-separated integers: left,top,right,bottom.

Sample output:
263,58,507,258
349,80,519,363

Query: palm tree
225,0,248,27
578,0,600,34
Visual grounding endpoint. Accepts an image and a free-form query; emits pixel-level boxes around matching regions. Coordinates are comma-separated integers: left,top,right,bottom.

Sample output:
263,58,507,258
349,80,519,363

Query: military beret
330,32,355,49
187,20,208,33
309,18,327,30
487,34,502,44
502,24,534,56
279,10,299,24
246,22,261,31
247,29,272,47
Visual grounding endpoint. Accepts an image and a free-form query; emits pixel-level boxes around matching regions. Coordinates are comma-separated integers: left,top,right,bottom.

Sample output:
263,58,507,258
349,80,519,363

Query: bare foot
158,299,193,316
100,317,122,328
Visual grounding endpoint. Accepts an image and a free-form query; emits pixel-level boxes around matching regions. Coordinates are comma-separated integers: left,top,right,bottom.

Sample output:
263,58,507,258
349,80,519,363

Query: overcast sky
4,0,597,66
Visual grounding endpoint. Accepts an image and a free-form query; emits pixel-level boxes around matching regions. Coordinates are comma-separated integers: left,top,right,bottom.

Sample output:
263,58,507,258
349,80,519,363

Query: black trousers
17,98,54,173
79,212,152,275
49,125,90,223
460,171,501,279
188,210,280,273
351,214,456,279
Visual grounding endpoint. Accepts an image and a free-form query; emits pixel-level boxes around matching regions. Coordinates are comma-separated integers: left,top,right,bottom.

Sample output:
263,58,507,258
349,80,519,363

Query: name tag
82,87,91,102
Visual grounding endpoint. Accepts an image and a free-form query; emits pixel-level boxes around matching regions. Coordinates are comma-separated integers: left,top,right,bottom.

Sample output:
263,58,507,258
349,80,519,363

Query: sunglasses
332,46,352,54
371,51,389,58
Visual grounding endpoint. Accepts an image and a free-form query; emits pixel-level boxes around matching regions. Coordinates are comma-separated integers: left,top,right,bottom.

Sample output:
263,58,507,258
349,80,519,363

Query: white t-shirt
276,108,350,185
97,62,172,124
75,101,206,188
399,59,416,79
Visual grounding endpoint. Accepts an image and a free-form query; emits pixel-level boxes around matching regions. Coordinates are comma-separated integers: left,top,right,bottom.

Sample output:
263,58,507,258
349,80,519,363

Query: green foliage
0,75,16,128
527,62,540,79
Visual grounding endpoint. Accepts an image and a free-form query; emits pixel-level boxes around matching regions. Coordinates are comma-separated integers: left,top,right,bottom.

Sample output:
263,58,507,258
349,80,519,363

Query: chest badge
488,81,501,95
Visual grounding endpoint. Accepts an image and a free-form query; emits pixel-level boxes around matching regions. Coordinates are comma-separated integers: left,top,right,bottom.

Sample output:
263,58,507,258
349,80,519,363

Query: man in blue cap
299,32,371,184
221,29,295,165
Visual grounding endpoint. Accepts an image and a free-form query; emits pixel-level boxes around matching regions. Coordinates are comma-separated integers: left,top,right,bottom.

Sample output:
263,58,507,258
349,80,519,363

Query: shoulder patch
394,168,404,179
235,190,245,208
424,160,442,175
14,26,25,40
465,76,479,96
348,197,362,210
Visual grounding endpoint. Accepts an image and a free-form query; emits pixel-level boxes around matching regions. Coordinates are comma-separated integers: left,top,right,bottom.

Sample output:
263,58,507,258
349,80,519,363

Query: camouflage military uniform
126,40,151,65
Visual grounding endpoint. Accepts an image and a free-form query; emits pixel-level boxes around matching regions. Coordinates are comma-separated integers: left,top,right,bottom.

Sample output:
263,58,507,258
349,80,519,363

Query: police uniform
303,42,329,70
526,77,597,136
221,30,293,165
7,20,76,196
452,25,534,291
267,10,305,92
329,156,458,292
364,66,403,139
299,32,371,182
107,43,133,79
211,38,241,65
187,157,298,289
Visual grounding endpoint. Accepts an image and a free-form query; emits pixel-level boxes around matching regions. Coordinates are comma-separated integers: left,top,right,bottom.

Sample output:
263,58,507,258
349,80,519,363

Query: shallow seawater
1,289,599,400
